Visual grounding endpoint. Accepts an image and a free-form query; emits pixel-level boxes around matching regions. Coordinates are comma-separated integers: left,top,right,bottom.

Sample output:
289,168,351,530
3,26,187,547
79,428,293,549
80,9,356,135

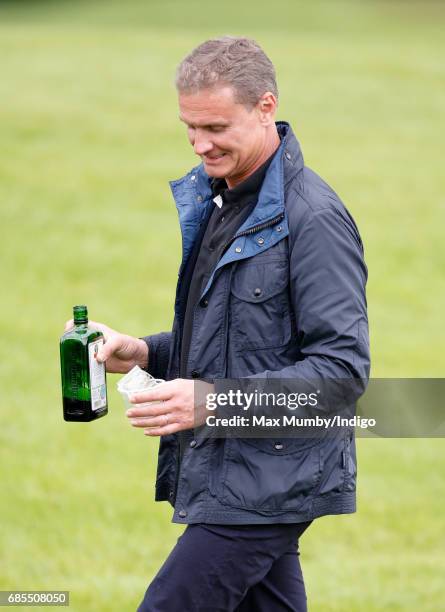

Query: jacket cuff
141,332,171,380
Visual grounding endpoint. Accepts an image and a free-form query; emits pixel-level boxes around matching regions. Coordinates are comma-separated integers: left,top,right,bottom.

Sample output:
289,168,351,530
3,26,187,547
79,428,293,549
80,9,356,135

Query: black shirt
179,153,275,377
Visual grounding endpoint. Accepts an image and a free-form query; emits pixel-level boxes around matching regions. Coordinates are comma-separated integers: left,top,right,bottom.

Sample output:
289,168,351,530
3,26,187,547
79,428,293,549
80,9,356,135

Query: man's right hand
64,319,149,374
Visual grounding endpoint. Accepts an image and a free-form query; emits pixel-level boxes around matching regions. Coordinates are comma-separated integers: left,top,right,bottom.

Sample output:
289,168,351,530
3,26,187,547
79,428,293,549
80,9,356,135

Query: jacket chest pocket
230,258,292,352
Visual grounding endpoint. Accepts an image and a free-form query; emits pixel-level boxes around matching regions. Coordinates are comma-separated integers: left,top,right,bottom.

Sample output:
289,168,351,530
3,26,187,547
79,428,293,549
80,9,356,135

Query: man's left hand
126,379,214,436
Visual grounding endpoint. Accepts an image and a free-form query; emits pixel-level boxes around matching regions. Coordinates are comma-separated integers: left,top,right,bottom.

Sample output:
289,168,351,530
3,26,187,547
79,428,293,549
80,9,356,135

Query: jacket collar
170,122,303,268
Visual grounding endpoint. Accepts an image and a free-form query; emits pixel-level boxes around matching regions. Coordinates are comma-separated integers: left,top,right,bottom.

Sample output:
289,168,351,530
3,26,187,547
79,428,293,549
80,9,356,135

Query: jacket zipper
221,212,285,254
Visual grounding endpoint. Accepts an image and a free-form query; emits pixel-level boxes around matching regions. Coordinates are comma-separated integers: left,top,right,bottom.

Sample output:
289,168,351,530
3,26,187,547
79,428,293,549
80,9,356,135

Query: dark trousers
137,521,312,612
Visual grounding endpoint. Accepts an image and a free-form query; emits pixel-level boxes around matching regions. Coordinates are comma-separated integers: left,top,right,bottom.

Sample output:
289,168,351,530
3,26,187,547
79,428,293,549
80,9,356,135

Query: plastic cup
117,366,165,410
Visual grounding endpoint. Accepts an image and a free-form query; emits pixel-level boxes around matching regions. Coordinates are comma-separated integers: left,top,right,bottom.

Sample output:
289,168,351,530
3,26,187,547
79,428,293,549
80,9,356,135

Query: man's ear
256,91,278,126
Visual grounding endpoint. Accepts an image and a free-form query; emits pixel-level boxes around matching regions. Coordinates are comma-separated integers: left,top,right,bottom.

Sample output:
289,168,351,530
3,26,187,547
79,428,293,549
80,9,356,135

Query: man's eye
209,126,224,133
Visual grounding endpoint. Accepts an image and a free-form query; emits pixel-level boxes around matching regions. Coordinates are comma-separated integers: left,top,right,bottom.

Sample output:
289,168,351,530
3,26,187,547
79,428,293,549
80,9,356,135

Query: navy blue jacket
144,122,370,524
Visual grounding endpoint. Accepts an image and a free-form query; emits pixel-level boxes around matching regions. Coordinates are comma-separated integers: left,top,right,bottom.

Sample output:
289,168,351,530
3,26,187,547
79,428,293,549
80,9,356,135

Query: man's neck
226,127,281,190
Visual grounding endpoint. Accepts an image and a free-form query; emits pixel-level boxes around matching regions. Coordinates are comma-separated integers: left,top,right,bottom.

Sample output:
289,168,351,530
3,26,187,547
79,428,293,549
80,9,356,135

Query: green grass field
1,1,444,610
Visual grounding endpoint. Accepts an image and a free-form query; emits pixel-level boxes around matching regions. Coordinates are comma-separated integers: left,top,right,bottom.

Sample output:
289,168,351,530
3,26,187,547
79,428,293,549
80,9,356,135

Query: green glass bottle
60,305,108,422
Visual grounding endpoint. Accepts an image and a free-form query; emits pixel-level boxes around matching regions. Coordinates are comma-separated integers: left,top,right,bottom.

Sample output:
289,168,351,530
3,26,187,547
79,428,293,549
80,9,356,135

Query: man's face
178,86,270,186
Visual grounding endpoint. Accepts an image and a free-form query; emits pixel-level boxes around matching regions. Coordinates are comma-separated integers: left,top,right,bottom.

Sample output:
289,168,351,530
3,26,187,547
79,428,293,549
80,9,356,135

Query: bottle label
88,339,107,411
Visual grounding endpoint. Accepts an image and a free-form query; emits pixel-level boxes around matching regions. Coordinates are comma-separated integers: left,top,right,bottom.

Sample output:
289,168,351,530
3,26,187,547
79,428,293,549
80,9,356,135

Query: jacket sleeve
249,203,370,400
141,332,172,380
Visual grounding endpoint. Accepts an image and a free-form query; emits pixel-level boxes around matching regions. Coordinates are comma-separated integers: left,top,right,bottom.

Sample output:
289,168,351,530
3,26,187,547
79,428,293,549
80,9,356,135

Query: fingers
129,381,174,405
95,334,121,363
126,399,173,419
128,401,178,433
88,320,110,336
129,412,173,429
64,319,74,331
144,421,181,437
126,379,195,437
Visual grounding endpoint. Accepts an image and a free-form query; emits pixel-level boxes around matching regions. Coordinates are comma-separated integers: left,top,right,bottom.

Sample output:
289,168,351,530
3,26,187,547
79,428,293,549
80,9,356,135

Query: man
69,37,370,611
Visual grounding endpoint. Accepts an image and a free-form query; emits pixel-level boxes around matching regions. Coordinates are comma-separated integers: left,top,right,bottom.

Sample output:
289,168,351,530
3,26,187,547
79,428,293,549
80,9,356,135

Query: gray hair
175,36,278,108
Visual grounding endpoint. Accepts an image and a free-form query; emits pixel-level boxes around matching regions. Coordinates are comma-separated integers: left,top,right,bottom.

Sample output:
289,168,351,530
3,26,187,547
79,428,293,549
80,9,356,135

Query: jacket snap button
169,490,174,498
235,247,242,253
197,195,203,203
191,175,196,181
178,510,187,518
285,151,291,160
274,443,284,450
200,298,209,308
276,226,282,232
257,237,264,245
190,440,197,448
253,288,262,297
191,370,200,379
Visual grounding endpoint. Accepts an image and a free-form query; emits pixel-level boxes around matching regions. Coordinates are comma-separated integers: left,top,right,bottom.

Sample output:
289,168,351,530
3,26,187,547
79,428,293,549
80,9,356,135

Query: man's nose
193,131,213,156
